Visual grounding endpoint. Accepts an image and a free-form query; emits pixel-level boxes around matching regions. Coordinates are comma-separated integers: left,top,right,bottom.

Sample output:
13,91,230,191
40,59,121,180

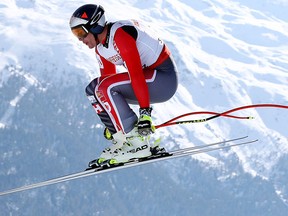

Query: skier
69,4,178,166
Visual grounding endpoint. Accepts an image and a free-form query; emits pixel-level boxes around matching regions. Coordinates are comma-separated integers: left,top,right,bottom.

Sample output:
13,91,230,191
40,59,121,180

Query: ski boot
137,107,167,156
108,127,152,166
87,129,126,169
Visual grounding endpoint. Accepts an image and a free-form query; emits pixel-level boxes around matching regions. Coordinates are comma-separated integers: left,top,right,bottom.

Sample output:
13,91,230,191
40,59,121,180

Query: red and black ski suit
85,20,178,134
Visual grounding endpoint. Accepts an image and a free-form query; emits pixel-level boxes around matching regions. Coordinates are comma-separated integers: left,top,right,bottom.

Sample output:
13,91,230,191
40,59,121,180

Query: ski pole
155,103,288,129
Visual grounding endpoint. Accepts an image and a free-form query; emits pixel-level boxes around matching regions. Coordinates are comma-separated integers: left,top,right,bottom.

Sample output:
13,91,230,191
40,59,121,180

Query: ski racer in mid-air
69,4,178,167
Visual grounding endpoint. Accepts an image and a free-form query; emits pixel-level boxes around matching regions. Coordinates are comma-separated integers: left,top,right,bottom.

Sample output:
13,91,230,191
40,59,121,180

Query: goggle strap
82,25,89,34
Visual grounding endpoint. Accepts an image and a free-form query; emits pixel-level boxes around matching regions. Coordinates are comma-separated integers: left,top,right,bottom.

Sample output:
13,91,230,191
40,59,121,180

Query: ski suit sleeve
96,49,117,76
114,27,150,108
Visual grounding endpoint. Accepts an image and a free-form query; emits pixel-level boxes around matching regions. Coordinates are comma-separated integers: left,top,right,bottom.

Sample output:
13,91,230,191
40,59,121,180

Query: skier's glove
137,107,155,136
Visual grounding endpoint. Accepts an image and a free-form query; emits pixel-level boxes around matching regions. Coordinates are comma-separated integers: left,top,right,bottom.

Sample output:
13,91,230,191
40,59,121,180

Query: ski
0,136,257,196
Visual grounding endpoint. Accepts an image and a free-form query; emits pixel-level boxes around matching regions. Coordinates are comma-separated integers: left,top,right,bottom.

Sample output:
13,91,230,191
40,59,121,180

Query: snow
1,0,288,215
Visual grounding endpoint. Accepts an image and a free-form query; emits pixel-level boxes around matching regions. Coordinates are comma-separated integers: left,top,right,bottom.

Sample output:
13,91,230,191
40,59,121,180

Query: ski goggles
71,25,89,39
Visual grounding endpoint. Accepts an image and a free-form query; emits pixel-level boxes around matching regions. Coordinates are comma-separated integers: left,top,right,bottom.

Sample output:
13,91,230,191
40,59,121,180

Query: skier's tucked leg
85,76,149,166
85,78,126,166
89,74,151,165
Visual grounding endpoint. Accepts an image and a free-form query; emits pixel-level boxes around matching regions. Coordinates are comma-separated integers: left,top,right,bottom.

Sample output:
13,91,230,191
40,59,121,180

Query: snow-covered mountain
1,0,288,215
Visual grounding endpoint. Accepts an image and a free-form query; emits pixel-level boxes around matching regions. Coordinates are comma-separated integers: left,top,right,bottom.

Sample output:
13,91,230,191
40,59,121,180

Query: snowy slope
1,0,288,215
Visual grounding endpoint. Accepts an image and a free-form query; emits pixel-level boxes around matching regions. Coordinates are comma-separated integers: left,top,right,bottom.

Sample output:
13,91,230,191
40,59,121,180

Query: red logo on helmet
81,12,88,19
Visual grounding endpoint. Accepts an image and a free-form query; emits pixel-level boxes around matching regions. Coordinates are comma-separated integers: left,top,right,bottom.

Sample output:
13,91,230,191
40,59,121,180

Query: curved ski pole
155,103,288,129
162,111,251,124
155,112,252,129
